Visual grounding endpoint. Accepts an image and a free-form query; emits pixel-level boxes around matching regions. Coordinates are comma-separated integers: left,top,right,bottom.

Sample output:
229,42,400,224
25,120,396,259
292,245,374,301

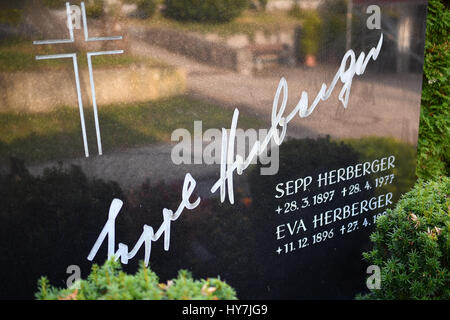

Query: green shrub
43,0,104,18
300,10,323,56
360,2,450,299
163,0,247,23
317,0,347,59
416,0,450,180
35,259,237,300
137,0,157,19
359,178,449,299
290,7,324,59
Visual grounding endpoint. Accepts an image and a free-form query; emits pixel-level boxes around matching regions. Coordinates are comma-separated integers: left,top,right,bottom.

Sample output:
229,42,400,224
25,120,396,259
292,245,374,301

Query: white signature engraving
87,34,383,266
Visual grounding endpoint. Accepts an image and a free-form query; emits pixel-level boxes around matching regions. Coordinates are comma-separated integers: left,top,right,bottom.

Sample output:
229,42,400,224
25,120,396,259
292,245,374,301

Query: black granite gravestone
0,0,428,299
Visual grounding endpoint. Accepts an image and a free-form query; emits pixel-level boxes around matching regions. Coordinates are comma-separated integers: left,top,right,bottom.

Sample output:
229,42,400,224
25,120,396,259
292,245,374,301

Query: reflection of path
28,142,218,192
27,141,250,196
29,30,423,189
128,30,422,145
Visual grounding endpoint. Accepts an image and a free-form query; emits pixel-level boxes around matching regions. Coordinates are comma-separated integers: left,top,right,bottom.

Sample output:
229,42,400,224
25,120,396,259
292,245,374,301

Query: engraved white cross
33,2,124,157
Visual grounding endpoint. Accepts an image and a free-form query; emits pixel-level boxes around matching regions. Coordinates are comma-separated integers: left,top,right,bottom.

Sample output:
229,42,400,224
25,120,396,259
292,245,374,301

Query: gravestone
0,0,428,299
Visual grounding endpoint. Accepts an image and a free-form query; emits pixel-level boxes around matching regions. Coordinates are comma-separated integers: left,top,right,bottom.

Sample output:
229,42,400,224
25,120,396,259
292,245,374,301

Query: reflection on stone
0,0,426,299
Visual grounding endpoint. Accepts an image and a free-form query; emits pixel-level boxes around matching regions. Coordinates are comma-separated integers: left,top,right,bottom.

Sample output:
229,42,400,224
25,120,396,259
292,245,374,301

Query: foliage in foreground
36,259,237,300
416,0,450,180
359,178,449,299
359,0,450,300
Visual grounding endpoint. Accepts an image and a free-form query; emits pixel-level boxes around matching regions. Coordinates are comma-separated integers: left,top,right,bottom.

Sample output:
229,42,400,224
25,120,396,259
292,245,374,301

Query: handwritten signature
88,33,384,266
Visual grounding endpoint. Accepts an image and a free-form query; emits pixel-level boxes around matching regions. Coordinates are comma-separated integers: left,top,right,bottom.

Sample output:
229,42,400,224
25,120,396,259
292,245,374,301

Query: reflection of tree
0,155,267,299
317,0,363,62
342,136,417,204
0,158,123,299
0,136,417,299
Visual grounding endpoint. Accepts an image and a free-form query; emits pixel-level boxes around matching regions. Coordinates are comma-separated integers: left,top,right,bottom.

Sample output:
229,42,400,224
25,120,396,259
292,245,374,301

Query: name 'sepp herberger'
274,155,395,199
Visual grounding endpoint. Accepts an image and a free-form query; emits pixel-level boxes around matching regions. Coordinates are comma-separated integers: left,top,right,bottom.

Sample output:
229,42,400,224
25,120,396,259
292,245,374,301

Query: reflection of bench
249,44,294,71
250,44,283,70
